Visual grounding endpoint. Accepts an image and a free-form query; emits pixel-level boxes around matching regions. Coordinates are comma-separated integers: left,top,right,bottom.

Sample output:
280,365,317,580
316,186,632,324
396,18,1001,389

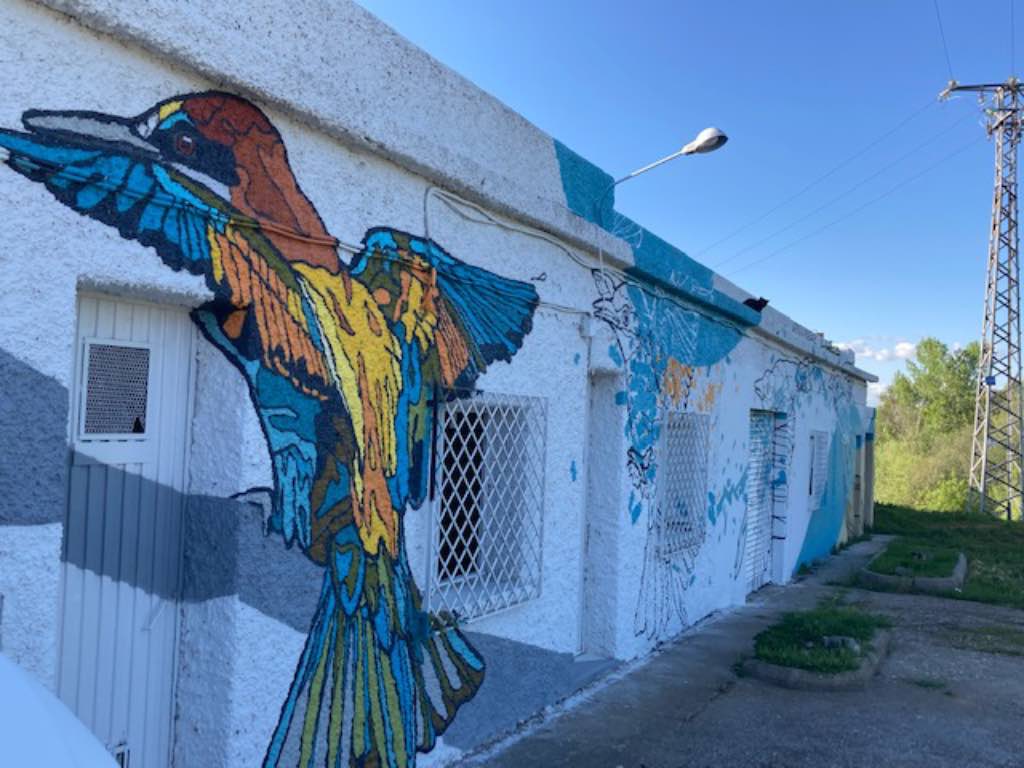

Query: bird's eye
175,133,196,157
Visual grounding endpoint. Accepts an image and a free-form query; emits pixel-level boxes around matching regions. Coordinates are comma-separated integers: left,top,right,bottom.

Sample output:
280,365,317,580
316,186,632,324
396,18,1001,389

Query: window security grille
809,430,830,508
83,342,150,436
427,391,547,621
653,411,709,560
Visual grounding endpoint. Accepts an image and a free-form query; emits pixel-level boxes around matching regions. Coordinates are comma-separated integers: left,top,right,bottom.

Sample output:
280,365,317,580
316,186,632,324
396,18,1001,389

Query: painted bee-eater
0,92,538,767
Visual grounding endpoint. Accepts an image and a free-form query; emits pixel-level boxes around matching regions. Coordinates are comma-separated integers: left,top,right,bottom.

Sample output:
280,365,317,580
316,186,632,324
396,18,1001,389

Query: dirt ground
459,537,1024,768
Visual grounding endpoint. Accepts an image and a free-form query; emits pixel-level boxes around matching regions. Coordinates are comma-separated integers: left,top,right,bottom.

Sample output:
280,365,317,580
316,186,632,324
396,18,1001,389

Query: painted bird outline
0,92,538,767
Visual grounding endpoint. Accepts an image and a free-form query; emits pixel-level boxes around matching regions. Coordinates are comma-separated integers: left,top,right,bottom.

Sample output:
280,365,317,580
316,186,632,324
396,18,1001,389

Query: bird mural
0,92,538,767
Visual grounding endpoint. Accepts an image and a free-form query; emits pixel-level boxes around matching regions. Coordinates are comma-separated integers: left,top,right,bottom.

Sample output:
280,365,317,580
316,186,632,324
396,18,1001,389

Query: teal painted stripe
552,139,760,330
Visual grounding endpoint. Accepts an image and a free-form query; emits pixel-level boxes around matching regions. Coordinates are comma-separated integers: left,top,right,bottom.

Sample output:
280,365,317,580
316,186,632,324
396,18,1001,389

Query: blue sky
357,0,1017,403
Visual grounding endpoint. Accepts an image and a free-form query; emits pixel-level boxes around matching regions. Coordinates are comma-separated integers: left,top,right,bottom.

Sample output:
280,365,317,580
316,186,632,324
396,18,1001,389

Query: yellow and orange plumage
0,91,538,767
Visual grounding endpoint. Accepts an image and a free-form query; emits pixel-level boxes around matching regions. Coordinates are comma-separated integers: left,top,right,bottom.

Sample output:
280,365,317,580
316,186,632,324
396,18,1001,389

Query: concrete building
0,1,875,766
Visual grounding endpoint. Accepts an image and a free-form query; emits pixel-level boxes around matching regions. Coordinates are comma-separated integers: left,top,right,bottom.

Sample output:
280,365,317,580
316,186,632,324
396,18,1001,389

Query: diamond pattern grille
427,390,547,621
83,343,150,436
654,411,709,560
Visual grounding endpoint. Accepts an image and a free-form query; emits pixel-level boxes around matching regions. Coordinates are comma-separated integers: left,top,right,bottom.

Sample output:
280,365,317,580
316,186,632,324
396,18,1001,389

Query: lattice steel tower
943,79,1024,518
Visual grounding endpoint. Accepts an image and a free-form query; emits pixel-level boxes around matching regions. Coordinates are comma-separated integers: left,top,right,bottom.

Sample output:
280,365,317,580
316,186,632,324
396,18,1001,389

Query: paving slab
460,536,1024,768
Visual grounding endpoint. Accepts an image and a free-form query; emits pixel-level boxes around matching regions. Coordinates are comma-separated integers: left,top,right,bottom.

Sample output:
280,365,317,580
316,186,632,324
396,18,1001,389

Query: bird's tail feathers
263,568,484,768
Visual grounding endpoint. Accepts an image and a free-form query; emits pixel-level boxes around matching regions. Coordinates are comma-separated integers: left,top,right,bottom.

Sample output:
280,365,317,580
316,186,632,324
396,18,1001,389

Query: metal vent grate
427,390,547,621
654,411,709,560
83,343,150,436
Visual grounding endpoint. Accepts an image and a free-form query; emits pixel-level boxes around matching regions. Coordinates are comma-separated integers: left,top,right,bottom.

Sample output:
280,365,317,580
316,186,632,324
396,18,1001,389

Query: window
80,341,151,439
427,390,547,620
809,430,829,507
654,411,709,560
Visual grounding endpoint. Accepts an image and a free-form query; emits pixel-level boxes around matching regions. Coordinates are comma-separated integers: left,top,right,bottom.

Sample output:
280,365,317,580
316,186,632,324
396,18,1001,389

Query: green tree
874,338,979,511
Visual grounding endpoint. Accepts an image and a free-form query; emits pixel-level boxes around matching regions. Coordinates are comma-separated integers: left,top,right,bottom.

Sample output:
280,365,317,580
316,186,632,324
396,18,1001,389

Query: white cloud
893,341,916,359
836,339,874,358
835,338,917,364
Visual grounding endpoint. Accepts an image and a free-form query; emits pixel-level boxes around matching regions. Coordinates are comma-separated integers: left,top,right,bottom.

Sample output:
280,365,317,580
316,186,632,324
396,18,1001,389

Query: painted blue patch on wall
795,403,862,570
708,468,749,526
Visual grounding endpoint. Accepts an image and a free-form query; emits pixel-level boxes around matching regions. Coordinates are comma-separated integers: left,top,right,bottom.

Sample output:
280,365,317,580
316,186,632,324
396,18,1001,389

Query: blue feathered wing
261,228,538,767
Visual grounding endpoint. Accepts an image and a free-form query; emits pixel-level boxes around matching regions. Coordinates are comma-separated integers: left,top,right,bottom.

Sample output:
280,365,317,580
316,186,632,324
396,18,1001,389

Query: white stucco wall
0,524,63,687
0,1,875,765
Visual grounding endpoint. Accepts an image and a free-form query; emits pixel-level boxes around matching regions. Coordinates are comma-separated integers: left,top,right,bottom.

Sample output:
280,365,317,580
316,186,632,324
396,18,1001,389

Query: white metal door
744,411,775,593
60,294,194,768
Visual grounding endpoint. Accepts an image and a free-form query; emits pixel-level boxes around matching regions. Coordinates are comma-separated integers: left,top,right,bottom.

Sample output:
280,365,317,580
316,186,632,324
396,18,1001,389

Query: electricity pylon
942,78,1024,519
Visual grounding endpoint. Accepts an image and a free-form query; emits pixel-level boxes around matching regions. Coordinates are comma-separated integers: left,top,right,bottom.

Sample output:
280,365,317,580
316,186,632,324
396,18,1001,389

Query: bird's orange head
0,91,340,272
139,92,339,269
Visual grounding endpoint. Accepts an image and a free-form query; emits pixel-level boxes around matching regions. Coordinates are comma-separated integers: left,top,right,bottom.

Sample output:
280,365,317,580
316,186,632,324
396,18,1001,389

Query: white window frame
809,429,830,508
425,390,547,622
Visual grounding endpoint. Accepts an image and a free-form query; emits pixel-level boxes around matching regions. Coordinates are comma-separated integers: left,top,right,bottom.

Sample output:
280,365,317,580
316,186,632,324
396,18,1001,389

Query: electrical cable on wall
9,141,736,331
422,185,755,339
3,138,778,338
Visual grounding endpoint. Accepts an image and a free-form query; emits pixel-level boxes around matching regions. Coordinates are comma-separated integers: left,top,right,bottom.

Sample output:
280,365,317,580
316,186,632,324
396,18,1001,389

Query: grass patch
753,598,890,674
867,537,960,578
874,503,1024,608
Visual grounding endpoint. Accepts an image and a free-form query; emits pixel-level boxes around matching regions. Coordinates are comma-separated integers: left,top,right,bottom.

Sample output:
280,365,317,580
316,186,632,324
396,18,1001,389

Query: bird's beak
19,109,158,157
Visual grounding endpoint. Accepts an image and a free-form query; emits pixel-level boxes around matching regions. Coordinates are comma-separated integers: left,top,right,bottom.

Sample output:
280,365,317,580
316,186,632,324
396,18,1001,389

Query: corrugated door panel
60,295,192,768
128,462,161,761
94,455,125,740
110,461,140,749
60,463,88,710
151,310,189,764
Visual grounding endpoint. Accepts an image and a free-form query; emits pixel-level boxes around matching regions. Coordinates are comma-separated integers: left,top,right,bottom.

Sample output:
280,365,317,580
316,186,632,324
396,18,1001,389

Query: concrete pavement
458,537,1024,768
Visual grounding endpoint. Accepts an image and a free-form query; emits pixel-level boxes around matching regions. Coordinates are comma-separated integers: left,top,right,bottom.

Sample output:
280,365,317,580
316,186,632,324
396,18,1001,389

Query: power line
934,0,956,81
693,99,936,259
725,134,982,277
1012,0,1017,75
712,109,974,270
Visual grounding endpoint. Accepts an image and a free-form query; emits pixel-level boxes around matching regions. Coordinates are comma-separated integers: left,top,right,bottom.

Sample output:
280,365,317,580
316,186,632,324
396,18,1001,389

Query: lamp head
682,126,728,155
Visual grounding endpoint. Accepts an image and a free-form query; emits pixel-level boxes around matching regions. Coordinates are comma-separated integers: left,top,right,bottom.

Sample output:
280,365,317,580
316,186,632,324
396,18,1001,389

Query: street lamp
595,127,728,225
